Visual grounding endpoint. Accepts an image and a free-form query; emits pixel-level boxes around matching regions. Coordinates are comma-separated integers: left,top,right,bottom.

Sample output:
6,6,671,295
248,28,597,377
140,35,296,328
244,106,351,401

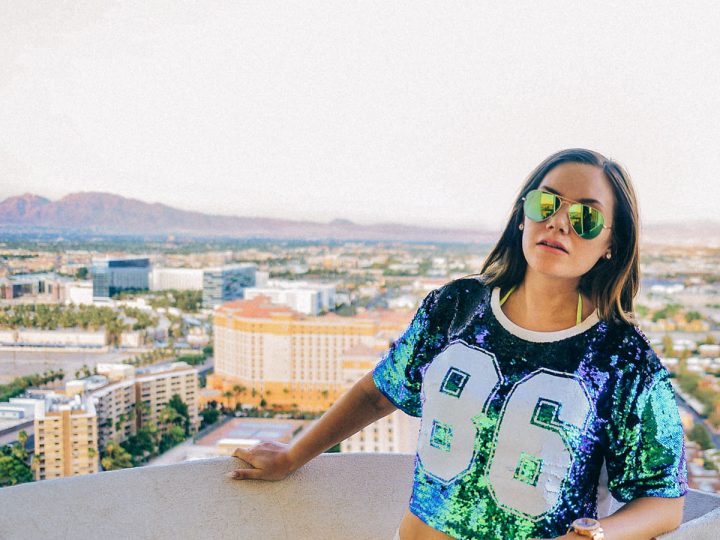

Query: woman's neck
502,273,593,332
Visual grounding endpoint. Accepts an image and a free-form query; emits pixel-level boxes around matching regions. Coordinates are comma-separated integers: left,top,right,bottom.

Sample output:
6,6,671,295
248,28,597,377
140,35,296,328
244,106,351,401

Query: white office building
243,280,336,315
150,268,204,291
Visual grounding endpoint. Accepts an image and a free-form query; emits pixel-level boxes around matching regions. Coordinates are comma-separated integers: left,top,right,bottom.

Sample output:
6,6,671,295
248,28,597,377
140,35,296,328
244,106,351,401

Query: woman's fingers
227,443,291,481
232,447,250,461
227,467,264,480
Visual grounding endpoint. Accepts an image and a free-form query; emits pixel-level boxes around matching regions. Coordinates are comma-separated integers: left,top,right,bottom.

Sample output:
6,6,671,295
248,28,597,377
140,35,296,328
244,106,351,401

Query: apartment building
34,393,99,480
135,362,200,434
90,378,136,449
73,362,201,451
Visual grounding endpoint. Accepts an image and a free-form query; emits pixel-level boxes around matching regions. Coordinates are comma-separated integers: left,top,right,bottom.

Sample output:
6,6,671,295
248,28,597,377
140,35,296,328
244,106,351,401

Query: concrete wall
0,453,719,540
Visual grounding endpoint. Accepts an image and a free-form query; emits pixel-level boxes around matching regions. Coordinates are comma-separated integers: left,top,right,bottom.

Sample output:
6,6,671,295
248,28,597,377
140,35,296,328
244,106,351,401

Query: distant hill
1,192,717,246
0,192,498,243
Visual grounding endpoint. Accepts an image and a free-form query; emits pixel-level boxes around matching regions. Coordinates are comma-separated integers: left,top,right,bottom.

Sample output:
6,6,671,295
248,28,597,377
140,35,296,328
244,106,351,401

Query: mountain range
0,192,717,246
0,192,497,243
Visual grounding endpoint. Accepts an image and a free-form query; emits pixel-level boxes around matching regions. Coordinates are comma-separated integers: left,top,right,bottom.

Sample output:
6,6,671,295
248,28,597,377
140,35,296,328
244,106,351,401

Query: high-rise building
92,257,150,299
34,393,99,480
202,263,256,308
205,295,412,412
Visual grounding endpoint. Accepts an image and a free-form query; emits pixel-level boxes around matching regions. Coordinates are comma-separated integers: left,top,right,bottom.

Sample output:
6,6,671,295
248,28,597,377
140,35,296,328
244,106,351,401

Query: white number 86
417,341,593,520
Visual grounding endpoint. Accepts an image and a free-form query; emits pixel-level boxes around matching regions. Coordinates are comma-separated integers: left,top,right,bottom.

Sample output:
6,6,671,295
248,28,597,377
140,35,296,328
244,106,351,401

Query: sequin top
372,277,688,539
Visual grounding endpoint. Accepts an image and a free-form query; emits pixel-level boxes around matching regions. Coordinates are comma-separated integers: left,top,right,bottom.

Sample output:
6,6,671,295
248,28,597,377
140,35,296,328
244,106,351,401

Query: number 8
417,341,593,519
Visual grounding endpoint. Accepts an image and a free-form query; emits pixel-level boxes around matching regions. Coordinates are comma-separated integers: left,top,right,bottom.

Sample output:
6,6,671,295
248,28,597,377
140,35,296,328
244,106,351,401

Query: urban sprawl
1,238,719,495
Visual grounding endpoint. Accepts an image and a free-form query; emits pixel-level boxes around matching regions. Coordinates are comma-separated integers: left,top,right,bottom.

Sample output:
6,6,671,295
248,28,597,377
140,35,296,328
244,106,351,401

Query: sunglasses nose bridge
547,198,572,231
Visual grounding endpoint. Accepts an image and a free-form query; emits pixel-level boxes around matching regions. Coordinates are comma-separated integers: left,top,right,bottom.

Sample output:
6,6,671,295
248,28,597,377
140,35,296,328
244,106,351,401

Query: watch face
572,517,600,531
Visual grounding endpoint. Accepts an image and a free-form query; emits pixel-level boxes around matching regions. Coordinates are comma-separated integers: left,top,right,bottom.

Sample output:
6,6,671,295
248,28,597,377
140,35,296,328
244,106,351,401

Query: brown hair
477,148,640,326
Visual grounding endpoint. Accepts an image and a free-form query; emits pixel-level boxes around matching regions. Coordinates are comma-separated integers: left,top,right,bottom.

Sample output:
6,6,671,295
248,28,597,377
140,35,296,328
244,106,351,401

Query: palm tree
18,430,28,449
222,390,234,408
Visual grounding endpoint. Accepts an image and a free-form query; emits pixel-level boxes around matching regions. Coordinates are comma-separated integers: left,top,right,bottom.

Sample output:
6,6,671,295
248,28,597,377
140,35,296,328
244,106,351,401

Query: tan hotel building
34,393,99,480
339,343,421,454
206,295,414,412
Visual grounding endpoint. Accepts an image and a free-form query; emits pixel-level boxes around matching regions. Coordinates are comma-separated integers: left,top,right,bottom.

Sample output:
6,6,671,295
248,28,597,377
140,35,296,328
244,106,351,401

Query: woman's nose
546,202,571,234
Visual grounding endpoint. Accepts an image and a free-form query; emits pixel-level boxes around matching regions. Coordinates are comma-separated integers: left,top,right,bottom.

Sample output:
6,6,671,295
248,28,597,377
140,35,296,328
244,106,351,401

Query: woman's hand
226,441,298,481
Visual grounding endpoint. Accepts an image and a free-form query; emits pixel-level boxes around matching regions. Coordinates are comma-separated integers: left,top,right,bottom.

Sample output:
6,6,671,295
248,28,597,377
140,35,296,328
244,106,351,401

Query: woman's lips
537,243,568,254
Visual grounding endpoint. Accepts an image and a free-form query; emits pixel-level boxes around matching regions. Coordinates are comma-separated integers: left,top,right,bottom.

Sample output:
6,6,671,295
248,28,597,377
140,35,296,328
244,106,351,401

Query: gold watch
567,517,605,540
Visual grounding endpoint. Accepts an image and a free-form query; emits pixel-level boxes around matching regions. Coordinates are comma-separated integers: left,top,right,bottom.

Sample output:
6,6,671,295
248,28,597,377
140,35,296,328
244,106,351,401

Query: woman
227,148,688,540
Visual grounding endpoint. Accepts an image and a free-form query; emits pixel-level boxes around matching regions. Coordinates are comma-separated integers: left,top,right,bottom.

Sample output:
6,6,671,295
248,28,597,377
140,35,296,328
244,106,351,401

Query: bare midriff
397,509,455,540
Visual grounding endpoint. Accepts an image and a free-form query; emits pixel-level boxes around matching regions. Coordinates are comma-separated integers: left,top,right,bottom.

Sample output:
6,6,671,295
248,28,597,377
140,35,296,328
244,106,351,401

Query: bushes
0,370,64,402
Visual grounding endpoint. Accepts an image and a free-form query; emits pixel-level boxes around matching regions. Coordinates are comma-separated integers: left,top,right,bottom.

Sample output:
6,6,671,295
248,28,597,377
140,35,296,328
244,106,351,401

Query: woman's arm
228,370,398,480
561,495,685,540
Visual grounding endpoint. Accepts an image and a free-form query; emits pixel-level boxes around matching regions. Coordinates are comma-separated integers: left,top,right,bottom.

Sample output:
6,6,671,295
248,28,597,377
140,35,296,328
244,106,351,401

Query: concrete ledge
0,453,718,539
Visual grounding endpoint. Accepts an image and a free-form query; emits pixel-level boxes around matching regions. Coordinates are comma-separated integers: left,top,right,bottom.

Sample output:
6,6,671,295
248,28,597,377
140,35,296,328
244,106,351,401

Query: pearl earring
519,223,524,230
605,252,611,259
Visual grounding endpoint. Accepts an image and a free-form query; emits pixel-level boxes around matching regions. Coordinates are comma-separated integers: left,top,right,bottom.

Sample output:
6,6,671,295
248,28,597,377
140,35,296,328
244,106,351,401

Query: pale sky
1,1,718,230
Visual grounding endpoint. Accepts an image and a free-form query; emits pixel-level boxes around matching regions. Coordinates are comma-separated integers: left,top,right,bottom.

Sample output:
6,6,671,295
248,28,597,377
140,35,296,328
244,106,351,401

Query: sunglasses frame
521,189,612,240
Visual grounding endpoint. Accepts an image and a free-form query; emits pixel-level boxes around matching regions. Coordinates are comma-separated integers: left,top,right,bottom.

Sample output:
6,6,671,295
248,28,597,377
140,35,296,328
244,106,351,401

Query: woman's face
521,162,615,281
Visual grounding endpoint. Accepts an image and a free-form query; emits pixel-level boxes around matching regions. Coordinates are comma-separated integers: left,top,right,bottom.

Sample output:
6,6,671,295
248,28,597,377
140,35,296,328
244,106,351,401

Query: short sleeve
604,353,688,502
372,288,442,417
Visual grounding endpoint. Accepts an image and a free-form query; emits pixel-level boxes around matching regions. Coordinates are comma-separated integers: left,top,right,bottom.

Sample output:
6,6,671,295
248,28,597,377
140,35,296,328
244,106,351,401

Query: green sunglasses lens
569,202,604,239
524,190,560,221
523,189,605,240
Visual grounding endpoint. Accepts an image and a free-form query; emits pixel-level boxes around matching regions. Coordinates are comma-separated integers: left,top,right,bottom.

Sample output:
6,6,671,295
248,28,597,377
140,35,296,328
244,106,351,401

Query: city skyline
2,2,719,230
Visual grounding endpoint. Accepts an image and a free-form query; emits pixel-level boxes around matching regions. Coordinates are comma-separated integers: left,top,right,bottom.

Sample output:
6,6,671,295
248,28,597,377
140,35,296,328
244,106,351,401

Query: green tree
101,441,133,470
159,425,186,453
122,427,156,464
200,406,221,429
0,453,33,486
689,423,714,450
0,441,33,487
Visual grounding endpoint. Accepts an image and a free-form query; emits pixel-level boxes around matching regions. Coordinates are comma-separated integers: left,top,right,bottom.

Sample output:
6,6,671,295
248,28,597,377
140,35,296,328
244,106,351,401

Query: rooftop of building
216,295,413,327
0,454,717,539
203,262,257,272
218,294,297,319
195,417,308,447
1,272,63,283
38,392,95,416
135,361,195,377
